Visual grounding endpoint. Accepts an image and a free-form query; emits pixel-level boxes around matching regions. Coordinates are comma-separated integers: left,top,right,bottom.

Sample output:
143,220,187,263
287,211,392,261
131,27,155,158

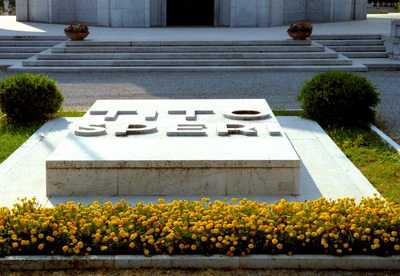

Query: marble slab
46,99,300,196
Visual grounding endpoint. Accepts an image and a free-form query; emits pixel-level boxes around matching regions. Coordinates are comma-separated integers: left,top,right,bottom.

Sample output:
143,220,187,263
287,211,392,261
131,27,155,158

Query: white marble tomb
46,99,300,196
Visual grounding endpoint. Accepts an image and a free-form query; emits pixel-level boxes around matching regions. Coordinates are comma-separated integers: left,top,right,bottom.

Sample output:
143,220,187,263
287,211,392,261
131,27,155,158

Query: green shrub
298,72,380,127
0,74,63,124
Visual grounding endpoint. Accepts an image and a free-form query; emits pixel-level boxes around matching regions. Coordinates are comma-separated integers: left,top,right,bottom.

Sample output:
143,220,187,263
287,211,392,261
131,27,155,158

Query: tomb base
46,99,300,196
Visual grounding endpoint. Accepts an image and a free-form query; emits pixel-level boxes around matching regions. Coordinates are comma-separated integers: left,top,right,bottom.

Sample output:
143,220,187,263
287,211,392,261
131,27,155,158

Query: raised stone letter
75,124,107,137
167,124,207,137
224,110,270,121
217,124,257,137
168,109,214,121
90,109,137,121
90,109,158,122
115,123,157,137
142,111,159,121
266,122,282,136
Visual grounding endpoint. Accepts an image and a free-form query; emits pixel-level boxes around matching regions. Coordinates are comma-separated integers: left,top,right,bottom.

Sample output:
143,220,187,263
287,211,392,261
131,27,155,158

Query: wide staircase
312,34,388,59
9,40,366,72
0,36,65,59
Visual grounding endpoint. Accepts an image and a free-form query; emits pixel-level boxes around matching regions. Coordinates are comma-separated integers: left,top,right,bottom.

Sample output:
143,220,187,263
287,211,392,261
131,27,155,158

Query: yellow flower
62,245,69,253
38,243,45,250
46,236,55,242
100,245,108,251
21,240,30,246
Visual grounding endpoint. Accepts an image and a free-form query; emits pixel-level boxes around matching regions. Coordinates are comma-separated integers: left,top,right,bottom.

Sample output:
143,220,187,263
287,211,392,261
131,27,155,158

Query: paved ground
0,70,398,140
4,269,400,276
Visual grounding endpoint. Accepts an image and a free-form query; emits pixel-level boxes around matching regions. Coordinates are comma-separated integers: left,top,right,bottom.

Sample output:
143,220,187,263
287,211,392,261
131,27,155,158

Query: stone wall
16,0,367,27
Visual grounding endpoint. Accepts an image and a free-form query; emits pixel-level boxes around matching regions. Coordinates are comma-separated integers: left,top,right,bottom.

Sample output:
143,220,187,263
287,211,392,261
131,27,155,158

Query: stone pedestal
46,99,300,197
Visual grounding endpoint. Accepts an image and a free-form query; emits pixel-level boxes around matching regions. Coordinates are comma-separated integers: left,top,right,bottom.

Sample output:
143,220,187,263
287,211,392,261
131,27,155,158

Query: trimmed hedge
298,72,380,128
0,197,399,257
0,74,63,124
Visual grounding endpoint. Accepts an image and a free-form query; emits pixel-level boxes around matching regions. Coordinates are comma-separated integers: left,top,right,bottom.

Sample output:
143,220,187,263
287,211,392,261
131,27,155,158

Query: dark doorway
167,0,214,26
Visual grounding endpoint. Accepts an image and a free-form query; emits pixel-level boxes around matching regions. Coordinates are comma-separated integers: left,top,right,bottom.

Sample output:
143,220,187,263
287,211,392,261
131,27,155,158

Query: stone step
315,40,384,46
366,63,400,71
0,35,66,41
0,41,60,46
22,58,352,67
53,45,325,53
0,47,49,53
66,40,312,47
37,51,339,60
9,65,368,73
328,45,386,52
341,52,389,58
311,34,382,40
0,53,34,59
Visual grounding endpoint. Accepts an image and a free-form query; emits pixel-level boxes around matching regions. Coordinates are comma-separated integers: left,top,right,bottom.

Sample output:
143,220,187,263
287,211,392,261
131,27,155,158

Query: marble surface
46,99,300,196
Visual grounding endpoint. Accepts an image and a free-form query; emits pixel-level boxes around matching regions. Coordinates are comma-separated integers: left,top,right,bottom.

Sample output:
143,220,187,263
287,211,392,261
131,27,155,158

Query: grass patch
0,111,83,163
328,127,400,203
57,111,85,117
0,121,40,163
273,110,303,117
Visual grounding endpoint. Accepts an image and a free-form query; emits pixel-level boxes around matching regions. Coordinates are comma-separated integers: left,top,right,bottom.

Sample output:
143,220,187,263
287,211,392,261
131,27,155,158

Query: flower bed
0,198,400,257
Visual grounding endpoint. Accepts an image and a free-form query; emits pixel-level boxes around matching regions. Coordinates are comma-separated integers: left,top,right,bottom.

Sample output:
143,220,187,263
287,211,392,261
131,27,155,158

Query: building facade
16,0,368,28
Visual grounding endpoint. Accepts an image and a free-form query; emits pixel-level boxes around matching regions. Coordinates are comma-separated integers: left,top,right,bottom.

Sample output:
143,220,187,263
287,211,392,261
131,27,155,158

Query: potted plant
287,21,313,40
64,24,89,41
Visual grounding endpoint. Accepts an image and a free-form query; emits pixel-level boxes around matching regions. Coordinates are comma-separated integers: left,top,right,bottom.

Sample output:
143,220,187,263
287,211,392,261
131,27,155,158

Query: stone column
16,0,29,21
389,20,400,59
306,0,332,23
353,0,367,20
144,0,151,27
269,0,284,26
97,0,111,26
230,0,257,27
50,0,76,24
283,0,306,24
3,0,10,14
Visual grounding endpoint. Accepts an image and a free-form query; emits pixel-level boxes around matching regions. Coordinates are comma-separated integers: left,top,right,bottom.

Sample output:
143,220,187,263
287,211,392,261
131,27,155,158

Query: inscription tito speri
74,108,282,137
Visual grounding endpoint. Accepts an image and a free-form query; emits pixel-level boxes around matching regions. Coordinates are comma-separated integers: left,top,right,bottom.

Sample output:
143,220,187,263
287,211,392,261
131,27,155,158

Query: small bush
0,197,400,257
298,72,380,127
0,74,63,124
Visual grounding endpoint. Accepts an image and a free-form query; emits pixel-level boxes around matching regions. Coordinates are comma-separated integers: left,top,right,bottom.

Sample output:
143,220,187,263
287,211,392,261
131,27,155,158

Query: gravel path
0,71,399,140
